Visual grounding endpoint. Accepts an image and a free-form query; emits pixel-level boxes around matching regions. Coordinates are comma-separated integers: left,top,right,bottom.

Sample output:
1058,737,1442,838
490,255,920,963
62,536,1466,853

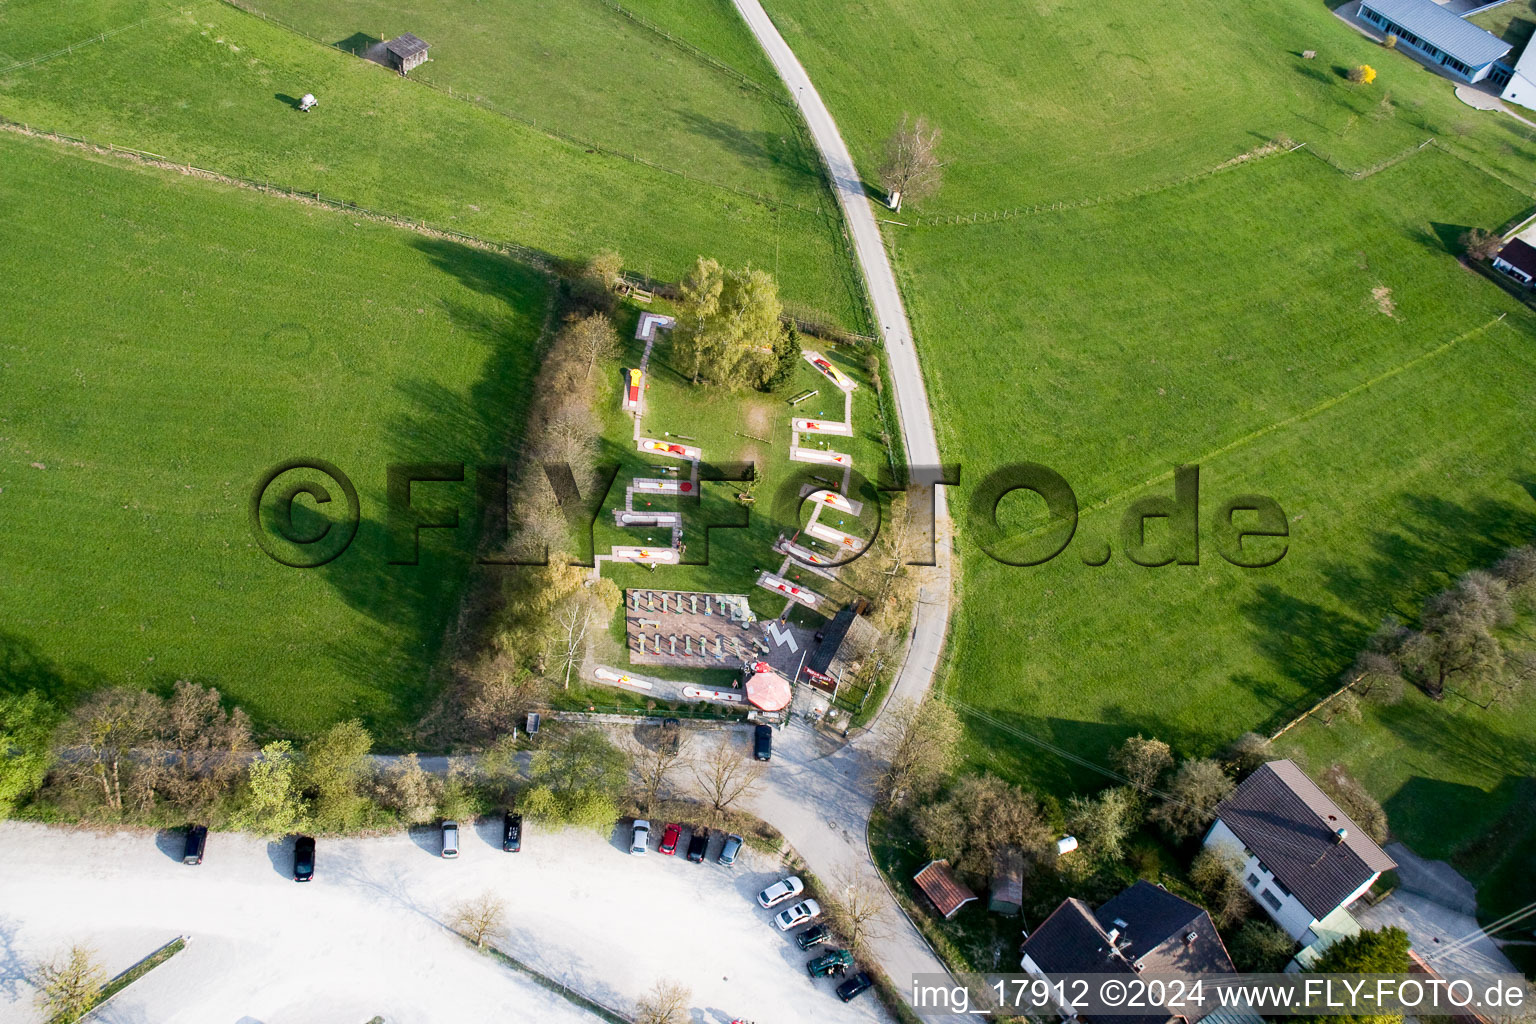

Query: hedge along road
731,0,963,1013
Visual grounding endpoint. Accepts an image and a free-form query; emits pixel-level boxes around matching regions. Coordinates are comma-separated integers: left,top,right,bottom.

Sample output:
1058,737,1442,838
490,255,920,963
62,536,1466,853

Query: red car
659,823,682,855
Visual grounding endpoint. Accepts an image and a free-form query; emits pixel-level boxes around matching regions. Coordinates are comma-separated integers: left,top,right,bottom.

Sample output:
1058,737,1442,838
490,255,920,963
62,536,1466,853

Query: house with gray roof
1203,760,1396,946
1020,881,1249,1024
1356,0,1510,84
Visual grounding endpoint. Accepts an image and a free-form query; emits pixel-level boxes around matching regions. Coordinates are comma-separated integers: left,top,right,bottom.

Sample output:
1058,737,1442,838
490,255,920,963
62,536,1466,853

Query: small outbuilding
383,33,430,75
913,859,977,920
989,846,1024,916
1493,238,1536,286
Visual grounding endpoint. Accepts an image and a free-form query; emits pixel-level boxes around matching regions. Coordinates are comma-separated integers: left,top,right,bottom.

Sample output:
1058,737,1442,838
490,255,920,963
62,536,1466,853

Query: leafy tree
1230,919,1298,973
233,740,306,837
524,729,629,828
0,690,58,816
448,890,507,949
915,772,1053,877
301,720,375,832
1348,64,1377,84
1298,927,1410,1024
1112,734,1173,793
1402,571,1510,700
33,943,106,1023
878,698,963,806
573,248,623,312
673,258,784,389
635,979,692,1024
762,322,802,392
1224,732,1274,776
1189,846,1255,927
1066,787,1137,863
1151,758,1233,840
379,754,440,825
878,114,943,210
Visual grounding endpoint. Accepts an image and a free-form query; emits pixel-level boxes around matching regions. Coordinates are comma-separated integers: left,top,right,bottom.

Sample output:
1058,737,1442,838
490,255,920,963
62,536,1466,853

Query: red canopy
744,666,792,712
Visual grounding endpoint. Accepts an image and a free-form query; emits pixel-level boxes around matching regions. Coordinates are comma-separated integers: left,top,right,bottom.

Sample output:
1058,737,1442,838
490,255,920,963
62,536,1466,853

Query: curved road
731,0,964,1015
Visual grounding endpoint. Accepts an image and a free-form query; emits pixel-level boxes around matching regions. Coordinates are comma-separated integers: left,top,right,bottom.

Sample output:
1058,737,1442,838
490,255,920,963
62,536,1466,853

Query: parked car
753,724,773,762
795,923,831,950
181,824,208,866
441,820,460,859
502,811,523,852
659,823,682,856
686,829,709,863
293,836,315,882
718,833,743,866
630,819,651,855
757,875,804,909
836,971,873,1002
775,898,821,931
807,948,854,978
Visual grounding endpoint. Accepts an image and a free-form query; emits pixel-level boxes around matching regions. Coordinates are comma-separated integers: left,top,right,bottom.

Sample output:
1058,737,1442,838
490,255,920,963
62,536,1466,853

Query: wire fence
0,3,210,76
587,0,782,102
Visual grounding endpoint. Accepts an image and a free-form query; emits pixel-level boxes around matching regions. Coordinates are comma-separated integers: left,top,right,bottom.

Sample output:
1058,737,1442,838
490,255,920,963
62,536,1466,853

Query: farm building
806,607,880,686
1493,238,1536,285
913,859,977,920
1355,0,1510,83
383,33,430,75
1503,38,1536,109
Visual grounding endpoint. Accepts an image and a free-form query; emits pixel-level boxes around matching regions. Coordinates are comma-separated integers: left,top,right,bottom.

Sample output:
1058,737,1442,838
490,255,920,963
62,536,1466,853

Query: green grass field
0,133,553,740
0,0,863,325
755,0,1536,853
1471,0,1536,50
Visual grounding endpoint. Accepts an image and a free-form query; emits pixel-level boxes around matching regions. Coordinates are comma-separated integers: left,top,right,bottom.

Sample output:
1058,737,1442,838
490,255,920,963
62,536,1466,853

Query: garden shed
383,33,430,75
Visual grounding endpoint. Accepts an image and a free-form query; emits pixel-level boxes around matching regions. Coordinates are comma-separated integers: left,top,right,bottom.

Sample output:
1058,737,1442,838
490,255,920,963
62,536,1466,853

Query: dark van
182,825,208,866
753,724,772,762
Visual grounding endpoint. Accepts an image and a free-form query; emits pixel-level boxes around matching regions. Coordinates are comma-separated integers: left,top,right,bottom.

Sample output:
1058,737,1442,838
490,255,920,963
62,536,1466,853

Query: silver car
775,898,822,931
630,819,651,856
441,820,459,859
757,875,804,908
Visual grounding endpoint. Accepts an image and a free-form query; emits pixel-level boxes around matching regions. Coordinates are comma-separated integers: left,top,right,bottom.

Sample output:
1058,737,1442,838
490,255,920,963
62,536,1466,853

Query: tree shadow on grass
0,629,109,702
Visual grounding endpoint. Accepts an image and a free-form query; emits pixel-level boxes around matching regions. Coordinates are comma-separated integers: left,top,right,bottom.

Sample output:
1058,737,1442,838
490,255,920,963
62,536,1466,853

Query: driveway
0,821,892,1024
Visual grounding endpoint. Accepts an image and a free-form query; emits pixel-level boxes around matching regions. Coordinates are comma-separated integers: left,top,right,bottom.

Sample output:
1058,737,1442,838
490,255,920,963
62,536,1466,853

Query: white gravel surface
0,820,892,1024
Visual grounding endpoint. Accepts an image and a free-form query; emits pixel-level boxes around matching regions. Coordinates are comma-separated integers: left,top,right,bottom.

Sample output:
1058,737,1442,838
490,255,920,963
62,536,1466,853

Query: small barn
1493,238,1536,286
913,859,977,920
989,846,1024,916
383,33,430,76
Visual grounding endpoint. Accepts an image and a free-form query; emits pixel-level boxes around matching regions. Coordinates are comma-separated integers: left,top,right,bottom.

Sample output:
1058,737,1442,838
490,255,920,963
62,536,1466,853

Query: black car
503,811,523,853
753,724,772,762
293,836,316,882
795,923,831,950
182,825,208,866
686,828,709,863
836,971,873,1002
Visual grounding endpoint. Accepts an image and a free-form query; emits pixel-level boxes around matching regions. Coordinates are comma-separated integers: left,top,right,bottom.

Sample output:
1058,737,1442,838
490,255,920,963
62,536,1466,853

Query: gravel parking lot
0,820,892,1024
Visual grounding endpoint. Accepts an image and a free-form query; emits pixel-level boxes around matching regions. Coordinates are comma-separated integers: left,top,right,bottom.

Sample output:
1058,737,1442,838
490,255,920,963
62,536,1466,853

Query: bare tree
1460,227,1504,261
562,312,620,382
163,680,252,809
877,697,962,806
1403,571,1510,700
1150,758,1233,840
628,729,693,812
551,595,600,690
878,114,943,211
824,866,889,956
1223,732,1273,775
692,738,764,819
1319,763,1389,843
1111,734,1174,793
448,891,508,949
1189,847,1257,927
33,943,106,1023
635,979,692,1024
57,688,167,813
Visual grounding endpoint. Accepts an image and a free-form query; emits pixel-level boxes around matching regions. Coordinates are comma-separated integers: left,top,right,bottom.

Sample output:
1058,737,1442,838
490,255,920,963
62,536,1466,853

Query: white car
630,819,651,856
774,898,821,931
440,820,459,859
757,875,804,909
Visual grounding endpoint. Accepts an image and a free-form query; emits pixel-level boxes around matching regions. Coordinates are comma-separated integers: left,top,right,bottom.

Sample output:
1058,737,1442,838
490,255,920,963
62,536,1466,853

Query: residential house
1493,237,1536,286
1203,760,1396,947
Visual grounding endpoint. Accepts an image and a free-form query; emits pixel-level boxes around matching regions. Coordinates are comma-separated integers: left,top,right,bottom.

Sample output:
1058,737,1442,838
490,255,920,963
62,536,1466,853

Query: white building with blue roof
1356,0,1511,84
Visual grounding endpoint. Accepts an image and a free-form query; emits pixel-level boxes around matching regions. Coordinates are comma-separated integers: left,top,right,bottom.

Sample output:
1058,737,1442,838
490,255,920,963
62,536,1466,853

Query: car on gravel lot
757,875,804,908
753,724,772,761
774,898,821,931
182,824,207,866
836,971,873,1002
686,829,709,862
718,833,743,866
807,948,853,978
441,820,460,859
502,811,522,852
795,923,831,950
293,836,315,882
659,823,682,856
630,819,650,855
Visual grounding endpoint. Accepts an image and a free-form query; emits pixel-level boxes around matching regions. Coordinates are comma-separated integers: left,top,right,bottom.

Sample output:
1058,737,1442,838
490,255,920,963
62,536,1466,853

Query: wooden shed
989,846,1024,916
383,33,430,75
913,859,977,920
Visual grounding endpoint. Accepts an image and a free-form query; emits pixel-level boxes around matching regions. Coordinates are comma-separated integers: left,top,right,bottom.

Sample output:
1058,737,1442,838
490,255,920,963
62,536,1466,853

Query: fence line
215,0,823,216
0,3,210,75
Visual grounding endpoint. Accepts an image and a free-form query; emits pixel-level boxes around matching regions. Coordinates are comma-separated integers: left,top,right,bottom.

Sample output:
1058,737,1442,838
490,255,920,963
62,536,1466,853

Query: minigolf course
756,571,824,609
803,350,857,391
638,437,703,461
792,417,853,436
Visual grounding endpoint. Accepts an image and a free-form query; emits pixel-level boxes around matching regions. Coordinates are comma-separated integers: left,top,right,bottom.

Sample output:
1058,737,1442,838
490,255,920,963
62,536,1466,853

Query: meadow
749,0,1536,902
0,0,863,325
0,133,553,740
